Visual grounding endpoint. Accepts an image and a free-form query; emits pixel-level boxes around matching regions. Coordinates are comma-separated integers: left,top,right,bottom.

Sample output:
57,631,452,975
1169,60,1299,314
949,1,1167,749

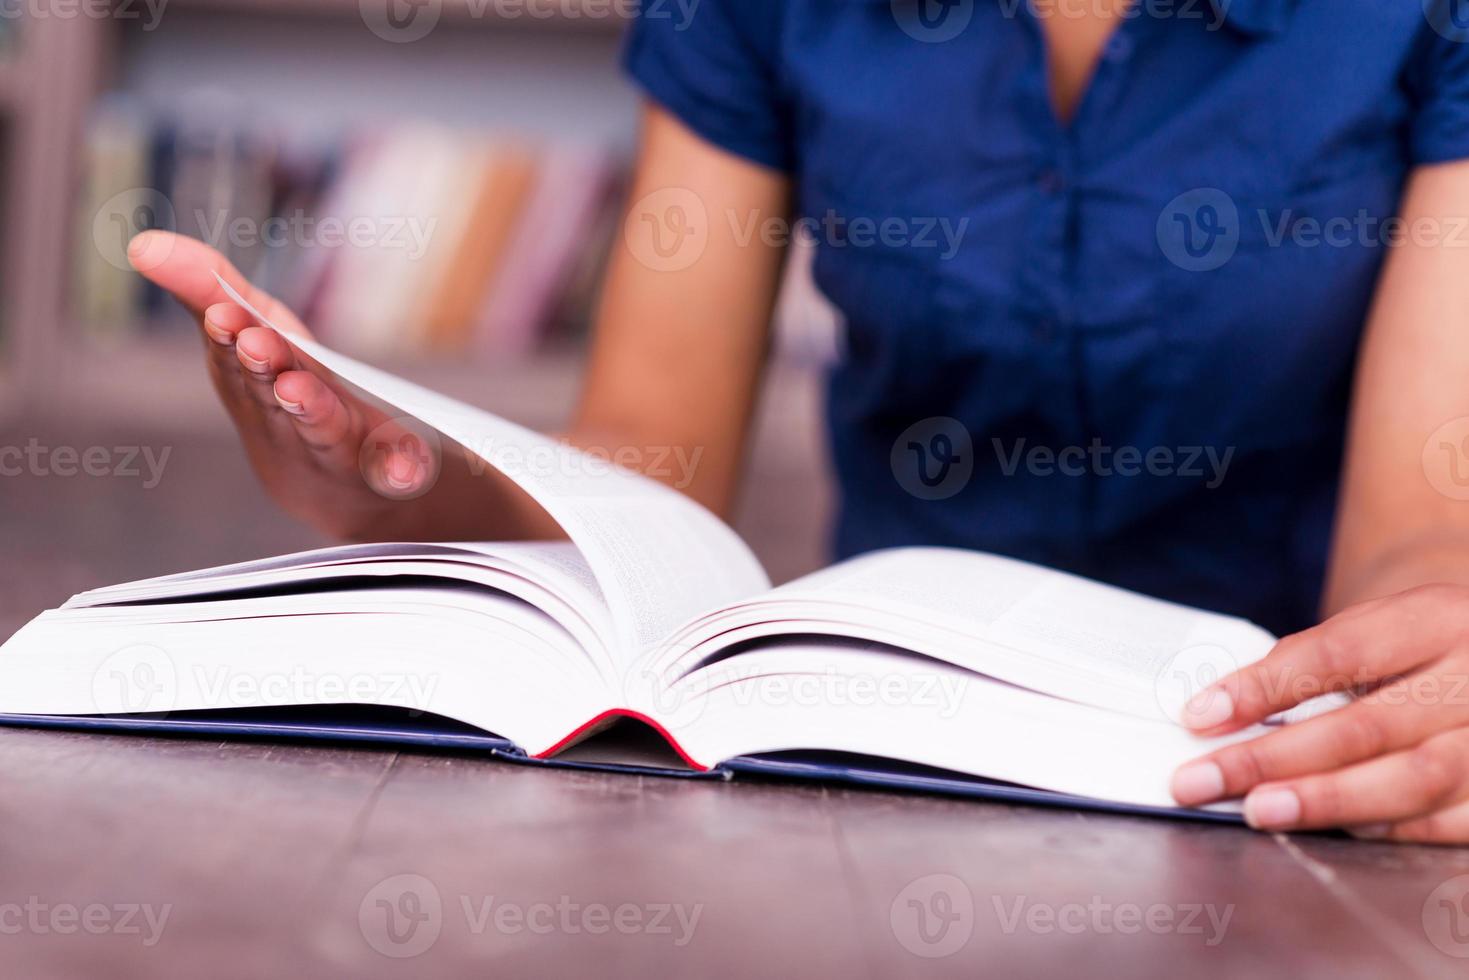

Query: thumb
128,231,311,337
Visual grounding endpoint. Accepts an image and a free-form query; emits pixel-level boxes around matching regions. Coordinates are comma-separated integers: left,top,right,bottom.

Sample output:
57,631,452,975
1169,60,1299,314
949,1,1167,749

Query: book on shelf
73,98,152,331
420,141,537,351
476,144,619,357
0,272,1342,822
0,17,17,61
70,104,625,359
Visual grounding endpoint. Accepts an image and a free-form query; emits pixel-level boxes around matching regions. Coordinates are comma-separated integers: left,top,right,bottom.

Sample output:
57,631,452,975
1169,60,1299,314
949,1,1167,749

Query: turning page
214,273,771,663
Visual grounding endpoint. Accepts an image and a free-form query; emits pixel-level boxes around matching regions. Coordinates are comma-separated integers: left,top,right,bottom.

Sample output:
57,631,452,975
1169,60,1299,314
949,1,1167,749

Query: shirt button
1037,169,1065,195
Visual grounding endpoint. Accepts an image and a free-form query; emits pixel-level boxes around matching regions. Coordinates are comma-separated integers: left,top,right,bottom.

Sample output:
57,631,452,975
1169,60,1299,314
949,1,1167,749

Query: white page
214,273,771,661
665,640,1257,809
0,588,607,755
67,552,619,682
773,548,1275,688
654,547,1276,722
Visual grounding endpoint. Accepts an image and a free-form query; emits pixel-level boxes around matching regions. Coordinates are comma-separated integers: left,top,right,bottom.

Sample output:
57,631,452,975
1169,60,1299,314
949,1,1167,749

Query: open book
0,275,1296,820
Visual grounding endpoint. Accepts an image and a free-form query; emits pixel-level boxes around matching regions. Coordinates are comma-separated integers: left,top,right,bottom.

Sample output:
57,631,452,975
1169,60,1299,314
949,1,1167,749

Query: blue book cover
0,708,1243,825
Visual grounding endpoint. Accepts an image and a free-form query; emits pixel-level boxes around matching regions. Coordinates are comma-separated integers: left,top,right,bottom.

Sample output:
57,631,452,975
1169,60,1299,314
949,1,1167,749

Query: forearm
1323,529,1469,616
1320,161,1469,620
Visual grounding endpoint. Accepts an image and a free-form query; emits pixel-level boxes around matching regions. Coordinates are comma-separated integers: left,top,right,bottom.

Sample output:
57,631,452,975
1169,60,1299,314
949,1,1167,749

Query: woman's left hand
1169,584,1469,843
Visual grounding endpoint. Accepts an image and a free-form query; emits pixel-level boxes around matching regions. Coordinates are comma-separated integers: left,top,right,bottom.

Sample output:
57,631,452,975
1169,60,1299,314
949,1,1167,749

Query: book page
665,638,1259,809
0,586,609,756
659,547,1277,722
63,542,620,683
783,548,1273,677
215,274,771,660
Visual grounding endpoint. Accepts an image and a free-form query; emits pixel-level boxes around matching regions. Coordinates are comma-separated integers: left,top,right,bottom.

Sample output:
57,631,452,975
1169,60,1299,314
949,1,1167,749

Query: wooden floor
3,378,1469,978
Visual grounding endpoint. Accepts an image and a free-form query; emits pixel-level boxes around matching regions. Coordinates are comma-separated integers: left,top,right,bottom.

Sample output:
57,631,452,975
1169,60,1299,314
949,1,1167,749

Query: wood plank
0,731,396,978
0,729,1445,979
820,789,1421,979
1272,833,1469,977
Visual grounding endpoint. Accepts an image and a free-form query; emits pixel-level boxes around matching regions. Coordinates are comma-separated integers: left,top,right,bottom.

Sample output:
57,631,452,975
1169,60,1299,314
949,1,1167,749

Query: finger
127,231,310,337
273,371,359,463
1182,587,1460,733
198,303,296,444
200,304,255,395
1172,668,1469,805
234,326,299,410
201,302,250,348
1354,798,1469,844
1240,730,1469,831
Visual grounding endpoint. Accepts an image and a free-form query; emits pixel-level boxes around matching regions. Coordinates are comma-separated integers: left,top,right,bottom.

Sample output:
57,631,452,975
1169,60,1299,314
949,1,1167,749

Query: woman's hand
128,230,461,540
129,230,567,544
126,106,787,541
1169,584,1469,843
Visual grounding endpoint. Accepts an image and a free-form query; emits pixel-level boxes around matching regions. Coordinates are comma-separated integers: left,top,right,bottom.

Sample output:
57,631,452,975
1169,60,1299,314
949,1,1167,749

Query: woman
128,0,1469,841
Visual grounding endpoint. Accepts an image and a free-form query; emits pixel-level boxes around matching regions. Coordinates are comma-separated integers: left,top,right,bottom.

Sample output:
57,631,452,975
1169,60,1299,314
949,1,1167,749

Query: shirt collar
1209,0,1298,36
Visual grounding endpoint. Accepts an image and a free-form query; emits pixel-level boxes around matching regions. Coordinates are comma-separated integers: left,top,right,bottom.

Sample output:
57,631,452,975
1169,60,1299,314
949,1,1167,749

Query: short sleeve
1408,8,1469,165
622,0,794,172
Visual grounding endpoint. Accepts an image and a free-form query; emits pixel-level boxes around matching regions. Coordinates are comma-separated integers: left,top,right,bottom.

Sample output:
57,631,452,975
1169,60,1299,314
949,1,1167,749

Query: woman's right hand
129,230,450,540
127,104,791,541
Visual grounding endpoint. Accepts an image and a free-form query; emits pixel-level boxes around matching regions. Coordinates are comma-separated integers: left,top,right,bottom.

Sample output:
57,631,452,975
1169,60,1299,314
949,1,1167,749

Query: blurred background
0,0,839,633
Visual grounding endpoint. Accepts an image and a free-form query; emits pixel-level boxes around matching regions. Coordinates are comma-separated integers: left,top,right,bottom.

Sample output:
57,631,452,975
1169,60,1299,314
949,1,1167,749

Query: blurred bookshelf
0,60,21,110
0,0,838,429
1,0,631,425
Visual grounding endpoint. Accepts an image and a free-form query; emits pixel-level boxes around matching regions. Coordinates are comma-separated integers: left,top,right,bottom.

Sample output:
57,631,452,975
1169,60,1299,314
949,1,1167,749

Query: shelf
166,0,632,31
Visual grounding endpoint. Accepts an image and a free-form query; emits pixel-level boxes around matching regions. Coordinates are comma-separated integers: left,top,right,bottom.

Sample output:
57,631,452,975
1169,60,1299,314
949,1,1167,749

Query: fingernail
203,320,234,346
1170,761,1225,805
126,232,151,257
1181,687,1234,730
274,391,304,416
126,230,171,271
1245,787,1301,830
238,349,271,374
1349,823,1391,840
384,453,418,491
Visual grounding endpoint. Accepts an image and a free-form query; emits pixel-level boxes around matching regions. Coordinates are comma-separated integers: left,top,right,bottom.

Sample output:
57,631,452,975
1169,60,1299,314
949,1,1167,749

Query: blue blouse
624,0,1469,635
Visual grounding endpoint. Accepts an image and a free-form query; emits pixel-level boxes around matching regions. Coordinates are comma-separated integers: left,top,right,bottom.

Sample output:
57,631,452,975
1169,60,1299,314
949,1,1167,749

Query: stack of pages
0,276,1304,821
